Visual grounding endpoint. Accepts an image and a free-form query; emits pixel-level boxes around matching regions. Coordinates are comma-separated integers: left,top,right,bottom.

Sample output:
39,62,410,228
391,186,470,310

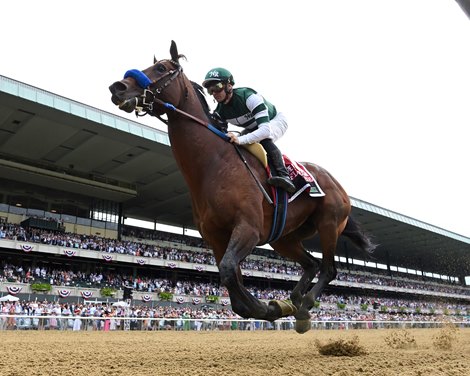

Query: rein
158,98,273,204
123,65,274,204
154,97,231,140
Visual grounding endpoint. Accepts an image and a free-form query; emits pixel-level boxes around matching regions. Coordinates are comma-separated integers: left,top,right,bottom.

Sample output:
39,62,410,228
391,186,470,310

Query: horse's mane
189,81,227,131
190,81,212,120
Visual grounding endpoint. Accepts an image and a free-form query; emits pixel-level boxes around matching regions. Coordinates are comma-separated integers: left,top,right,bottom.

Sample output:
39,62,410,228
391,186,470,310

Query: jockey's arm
238,92,271,145
237,123,271,145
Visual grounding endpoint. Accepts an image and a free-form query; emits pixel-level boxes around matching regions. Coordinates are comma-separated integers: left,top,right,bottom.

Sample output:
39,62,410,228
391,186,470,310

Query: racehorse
109,41,376,334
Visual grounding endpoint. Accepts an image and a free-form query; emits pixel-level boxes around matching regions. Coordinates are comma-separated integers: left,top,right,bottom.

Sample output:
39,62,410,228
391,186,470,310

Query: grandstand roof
1,75,469,277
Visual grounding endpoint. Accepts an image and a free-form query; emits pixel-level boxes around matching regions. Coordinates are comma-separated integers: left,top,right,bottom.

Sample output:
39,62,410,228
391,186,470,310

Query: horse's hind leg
295,221,341,334
270,239,320,311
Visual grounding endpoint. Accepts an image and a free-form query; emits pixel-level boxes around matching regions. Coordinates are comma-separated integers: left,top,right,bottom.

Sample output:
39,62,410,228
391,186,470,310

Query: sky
1,1,470,238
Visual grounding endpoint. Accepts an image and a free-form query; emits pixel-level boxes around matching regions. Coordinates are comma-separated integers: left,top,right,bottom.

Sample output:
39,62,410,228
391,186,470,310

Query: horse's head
109,41,187,117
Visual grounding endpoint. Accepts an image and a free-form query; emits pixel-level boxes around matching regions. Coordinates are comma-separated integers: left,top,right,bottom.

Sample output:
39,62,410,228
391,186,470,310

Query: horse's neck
167,90,222,184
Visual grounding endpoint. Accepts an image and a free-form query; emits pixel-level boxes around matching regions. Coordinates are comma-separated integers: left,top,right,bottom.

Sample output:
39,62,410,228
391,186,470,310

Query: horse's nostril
109,81,127,94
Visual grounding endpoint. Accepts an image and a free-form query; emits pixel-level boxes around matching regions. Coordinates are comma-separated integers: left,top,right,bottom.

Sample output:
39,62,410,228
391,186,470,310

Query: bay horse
109,41,376,334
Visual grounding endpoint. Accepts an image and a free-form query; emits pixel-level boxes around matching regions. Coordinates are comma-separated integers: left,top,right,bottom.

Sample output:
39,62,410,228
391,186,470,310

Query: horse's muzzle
109,81,137,113
117,97,137,113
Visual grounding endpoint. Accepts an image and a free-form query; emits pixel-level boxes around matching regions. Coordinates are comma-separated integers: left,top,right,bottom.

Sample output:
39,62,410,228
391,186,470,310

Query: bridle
121,59,225,131
121,60,183,119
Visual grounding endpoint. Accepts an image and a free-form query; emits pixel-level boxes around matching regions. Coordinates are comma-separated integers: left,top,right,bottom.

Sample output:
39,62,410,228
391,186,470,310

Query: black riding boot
261,140,296,193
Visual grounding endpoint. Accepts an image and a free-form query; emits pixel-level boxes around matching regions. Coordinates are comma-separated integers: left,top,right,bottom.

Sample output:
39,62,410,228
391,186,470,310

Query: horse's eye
156,64,166,73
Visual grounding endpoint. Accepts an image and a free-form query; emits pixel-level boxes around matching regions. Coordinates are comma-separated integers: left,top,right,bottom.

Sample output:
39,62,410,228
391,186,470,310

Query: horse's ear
154,55,157,64
170,40,179,62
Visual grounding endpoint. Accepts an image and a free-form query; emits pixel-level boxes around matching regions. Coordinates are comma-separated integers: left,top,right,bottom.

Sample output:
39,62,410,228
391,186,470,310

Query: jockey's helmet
202,68,234,88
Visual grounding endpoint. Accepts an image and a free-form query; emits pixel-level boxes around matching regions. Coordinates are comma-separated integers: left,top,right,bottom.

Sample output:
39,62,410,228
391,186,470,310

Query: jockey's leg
260,139,296,193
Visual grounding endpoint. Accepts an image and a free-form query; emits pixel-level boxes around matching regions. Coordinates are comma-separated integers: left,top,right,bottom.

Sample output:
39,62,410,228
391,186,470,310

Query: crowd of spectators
2,261,469,318
122,226,206,248
0,300,239,331
1,223,469,298
1,295,468,332
1,221,470,301
0,261,300,302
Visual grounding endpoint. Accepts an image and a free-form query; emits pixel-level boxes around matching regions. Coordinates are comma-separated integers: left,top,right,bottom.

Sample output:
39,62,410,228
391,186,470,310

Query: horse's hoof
295,319,311,334
269,300,297,317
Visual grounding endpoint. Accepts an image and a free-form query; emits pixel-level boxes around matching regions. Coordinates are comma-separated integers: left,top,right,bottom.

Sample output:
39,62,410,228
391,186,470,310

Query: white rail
1,315,468,331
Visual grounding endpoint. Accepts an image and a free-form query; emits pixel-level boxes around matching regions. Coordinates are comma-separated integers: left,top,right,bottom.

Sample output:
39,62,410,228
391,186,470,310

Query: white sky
2,1,470,238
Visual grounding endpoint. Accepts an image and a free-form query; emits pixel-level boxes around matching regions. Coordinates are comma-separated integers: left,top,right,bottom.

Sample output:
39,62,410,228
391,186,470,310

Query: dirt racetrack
0,328,469,376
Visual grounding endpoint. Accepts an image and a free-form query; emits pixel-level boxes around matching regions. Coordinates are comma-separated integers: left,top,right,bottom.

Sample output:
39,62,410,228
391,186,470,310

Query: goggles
207,82,225,95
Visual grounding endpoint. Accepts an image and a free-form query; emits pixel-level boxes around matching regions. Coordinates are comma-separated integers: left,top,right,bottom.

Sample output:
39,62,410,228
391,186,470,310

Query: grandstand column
117,203,123,241
458,274,467,286
385,250,392,277
343,240,350,271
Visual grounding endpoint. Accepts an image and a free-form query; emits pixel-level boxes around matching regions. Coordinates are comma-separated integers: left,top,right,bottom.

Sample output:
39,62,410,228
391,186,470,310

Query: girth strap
266,187,288,244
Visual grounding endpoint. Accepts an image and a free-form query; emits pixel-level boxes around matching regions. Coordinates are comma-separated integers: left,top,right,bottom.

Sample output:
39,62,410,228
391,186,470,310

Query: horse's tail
341,215,377,255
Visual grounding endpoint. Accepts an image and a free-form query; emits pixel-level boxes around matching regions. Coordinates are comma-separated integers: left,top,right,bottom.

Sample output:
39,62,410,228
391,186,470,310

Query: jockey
202,67,296,194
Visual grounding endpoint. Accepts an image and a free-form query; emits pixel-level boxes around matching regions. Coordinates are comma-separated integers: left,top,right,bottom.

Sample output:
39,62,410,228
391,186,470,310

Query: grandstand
0,74,469,324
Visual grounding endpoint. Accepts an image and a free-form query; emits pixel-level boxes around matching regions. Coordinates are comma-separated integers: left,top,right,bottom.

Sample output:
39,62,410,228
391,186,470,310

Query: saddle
241,143,268,167
240,144,325,200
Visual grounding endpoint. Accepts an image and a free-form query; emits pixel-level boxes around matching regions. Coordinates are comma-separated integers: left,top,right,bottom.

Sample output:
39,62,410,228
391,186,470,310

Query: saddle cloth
283,156,325,201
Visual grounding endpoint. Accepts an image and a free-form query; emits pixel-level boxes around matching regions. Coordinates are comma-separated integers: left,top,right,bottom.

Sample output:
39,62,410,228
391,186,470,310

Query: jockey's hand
227,132,239,144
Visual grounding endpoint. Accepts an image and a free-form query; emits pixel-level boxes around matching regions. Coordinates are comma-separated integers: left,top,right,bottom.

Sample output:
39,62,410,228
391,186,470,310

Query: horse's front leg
217,227,284,322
